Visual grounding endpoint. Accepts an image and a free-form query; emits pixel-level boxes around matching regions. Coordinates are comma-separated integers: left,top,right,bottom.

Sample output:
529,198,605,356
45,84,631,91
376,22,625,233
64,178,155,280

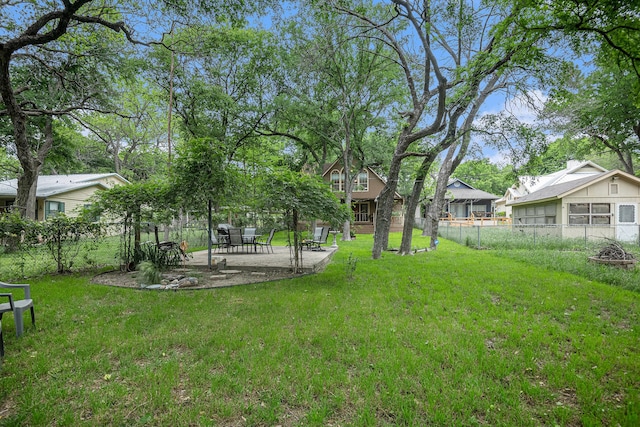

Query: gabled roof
0,173,129,198
518,160,607,194
445,178,500,201
508,170,640,206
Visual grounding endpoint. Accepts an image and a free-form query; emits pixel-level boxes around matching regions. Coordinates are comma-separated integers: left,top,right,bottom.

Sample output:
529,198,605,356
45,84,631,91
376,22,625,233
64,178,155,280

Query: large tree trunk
372,150,404,258
1,53,37,218
399,153,438,254
341,147,353,241
0,55,55,219
428,158,454,250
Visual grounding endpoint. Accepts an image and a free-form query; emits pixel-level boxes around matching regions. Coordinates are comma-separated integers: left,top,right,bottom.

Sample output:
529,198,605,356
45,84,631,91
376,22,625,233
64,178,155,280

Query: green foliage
0,211,39,252
542,62,640,174
90,181,176,269
137,242,183,271
454,159,514,196
136,260,162,286
39,214,104,274
344,252,357,281
260,169,350,226
172,138,230,214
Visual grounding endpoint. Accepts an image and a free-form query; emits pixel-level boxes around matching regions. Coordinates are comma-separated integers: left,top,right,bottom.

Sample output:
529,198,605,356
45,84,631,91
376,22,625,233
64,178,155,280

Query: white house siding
37,186,101,221
93,175,128,189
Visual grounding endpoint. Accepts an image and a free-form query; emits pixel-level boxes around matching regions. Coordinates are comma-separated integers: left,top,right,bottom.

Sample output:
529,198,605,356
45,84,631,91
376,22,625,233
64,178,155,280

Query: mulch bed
91,268,303,290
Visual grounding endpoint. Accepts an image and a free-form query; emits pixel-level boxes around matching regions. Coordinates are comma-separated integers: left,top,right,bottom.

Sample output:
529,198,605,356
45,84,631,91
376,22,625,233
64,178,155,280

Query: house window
45,201,65,219
513,204,557,225
619,205,635,223
610,183,618,195
568,203,610,225
354,170,369,192
331,170,343,191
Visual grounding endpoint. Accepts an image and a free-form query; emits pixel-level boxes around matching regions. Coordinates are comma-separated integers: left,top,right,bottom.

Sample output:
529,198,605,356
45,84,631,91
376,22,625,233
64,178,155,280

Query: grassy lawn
0,232,638,426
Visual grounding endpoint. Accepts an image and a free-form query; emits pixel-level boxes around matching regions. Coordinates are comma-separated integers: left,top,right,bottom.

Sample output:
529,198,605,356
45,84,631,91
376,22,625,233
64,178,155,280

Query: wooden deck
439,214,511,227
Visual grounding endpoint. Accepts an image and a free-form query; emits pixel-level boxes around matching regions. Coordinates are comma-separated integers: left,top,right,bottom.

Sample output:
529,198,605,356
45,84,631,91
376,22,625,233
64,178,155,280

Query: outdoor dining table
242,234,261,253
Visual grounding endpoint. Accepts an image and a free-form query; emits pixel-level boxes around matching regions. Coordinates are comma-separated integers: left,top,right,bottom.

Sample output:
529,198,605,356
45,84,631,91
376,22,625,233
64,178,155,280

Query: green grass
438,224,640,291
0,232,639,426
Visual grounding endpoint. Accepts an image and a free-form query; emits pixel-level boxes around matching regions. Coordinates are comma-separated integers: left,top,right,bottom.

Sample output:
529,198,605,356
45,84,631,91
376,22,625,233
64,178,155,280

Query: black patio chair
256,228,276,253
301,226,323,250
210,230,226,252
226,228,245,253
309,226,330,251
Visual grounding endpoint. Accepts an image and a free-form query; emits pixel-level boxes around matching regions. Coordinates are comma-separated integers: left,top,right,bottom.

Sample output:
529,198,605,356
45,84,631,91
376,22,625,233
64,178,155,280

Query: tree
330,0,544,258
75,78,169,180
171,137,231,269
259,169,349,273
541,63,640,175
0,0,142,219
268,4,403,240
0,0,278,219
90,180,175,270
453,159,513,196
516,0,640,76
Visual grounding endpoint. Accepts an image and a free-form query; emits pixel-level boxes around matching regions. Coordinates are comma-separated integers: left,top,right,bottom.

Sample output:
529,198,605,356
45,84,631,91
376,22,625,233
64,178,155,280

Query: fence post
459,224,462,243
585,226,588,248
477,226,481,249
533,225,536,245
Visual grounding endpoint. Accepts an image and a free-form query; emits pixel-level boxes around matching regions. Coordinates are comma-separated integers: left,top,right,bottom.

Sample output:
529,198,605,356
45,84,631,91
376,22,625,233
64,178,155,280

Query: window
610,183,618,195
619,205,636,223
331,170,342,191
354,170,369,192
331,168,369,192
568,203,610,225
45,201,65,219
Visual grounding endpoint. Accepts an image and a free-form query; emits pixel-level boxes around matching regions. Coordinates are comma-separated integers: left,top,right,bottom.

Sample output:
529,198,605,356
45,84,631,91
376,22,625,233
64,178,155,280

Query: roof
446,187,501,200
518,160,607,194
508,169,640,206
445,178,500,201
0,173,129,198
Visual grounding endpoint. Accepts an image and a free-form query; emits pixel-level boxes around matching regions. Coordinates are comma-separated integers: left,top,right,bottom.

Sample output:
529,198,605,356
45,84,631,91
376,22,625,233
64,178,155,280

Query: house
322,160,404,233
508,169,640,242
441,178,501,218
0,173,129,221
495,160,607,217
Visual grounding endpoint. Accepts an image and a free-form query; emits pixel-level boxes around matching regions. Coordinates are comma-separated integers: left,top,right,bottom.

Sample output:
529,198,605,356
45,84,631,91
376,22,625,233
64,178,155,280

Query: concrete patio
187,245,338,273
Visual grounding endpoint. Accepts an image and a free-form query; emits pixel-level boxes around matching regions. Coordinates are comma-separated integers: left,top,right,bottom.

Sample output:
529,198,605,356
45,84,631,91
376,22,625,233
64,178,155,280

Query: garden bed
91,267,302,289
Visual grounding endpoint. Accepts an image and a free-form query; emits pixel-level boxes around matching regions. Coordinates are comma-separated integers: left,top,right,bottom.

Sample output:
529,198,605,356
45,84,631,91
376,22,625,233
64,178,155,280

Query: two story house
322,160,404,233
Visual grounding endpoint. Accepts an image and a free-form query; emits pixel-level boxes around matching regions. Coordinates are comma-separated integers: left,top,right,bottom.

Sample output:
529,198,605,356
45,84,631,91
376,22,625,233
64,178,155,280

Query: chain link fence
435,222,640,252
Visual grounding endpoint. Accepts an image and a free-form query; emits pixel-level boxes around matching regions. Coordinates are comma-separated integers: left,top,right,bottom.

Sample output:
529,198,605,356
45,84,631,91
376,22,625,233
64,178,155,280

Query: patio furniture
256,228,276,253
0,293,10,357
302,227,324,250
309,226,330,251
242,228,259,252
0,282,35,337
226,228,245,252
210,231,226,252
